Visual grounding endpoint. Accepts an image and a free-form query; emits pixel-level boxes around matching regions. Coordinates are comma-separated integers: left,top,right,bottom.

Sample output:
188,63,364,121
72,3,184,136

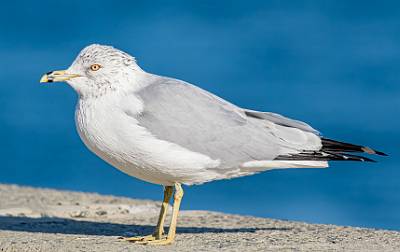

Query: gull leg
138,183,184,245
122,186,173,242
154,186,173,238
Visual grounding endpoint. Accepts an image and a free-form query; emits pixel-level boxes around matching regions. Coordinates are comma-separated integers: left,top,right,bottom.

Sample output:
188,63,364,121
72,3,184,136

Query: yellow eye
90,64,101,71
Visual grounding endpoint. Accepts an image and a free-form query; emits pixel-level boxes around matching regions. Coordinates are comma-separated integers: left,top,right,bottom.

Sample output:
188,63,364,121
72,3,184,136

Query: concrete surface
0,184,399,251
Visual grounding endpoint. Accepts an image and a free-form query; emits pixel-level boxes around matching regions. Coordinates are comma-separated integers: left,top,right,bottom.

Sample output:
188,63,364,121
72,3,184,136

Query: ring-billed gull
40,44,387,245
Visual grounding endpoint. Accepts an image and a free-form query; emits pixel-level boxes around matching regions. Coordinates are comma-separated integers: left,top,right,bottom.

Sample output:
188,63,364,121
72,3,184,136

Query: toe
120,234,156,242
140,237,174,245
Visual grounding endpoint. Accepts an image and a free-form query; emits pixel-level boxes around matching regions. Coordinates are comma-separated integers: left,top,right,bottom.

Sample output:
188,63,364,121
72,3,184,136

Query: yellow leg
137,183,184,245
122,186,173,242
154,186,173,239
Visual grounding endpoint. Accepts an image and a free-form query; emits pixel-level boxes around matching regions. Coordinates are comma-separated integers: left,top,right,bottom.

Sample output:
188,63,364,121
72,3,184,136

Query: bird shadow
0,216,292,236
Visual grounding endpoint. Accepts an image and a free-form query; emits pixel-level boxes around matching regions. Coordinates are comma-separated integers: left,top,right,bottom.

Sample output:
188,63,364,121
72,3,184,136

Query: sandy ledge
0,184,399,252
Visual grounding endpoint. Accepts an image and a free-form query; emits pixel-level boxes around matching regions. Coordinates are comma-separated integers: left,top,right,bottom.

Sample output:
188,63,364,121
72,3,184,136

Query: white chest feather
74,94,220,185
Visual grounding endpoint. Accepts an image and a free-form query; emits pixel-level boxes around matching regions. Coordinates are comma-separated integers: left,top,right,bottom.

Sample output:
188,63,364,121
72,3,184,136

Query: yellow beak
40,70,81,83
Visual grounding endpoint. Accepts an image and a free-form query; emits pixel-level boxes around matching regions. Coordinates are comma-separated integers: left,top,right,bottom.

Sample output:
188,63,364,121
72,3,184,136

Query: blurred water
0,1,399,230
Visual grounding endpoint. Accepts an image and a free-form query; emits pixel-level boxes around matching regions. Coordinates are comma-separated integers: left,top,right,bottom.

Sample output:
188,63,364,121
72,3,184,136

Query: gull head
40,44,143,98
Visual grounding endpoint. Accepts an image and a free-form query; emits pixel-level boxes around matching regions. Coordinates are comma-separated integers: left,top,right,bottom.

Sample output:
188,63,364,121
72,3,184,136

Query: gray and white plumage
44,44,386,186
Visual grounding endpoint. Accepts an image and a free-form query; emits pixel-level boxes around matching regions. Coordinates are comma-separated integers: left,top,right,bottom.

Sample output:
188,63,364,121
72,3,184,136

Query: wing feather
133,77,322,169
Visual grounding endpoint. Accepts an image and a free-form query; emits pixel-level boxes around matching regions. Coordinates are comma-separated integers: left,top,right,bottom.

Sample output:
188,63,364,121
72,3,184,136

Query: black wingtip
361,146,388,156
338,153,376,162
375,150,388,156
322,138,388,157
275,151,378,163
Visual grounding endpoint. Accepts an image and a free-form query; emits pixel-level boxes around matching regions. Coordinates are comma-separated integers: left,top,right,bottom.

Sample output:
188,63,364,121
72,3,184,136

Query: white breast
74,94,221,186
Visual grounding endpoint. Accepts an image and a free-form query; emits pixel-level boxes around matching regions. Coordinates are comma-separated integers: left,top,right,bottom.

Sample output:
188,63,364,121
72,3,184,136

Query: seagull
40,44,387,245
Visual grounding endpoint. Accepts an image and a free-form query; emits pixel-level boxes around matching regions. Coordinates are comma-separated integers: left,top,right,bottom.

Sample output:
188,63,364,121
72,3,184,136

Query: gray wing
134,77,322,168
243,110,320,134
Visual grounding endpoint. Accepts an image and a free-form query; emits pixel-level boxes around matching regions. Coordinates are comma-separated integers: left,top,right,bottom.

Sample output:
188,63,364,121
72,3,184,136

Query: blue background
0,1,398,230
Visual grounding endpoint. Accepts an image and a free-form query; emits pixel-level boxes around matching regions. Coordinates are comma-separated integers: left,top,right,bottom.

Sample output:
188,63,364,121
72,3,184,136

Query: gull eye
90,64,102,71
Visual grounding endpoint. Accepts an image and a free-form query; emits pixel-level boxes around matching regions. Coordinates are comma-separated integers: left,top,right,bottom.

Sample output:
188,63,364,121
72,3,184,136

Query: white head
40,44,144,98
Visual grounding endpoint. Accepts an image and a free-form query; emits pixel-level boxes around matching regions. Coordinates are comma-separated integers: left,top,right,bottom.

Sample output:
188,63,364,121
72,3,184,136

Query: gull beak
40,70,81,83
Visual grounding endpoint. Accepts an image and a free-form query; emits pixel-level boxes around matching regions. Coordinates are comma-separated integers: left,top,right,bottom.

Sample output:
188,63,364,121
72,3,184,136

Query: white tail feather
241,160,329,171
